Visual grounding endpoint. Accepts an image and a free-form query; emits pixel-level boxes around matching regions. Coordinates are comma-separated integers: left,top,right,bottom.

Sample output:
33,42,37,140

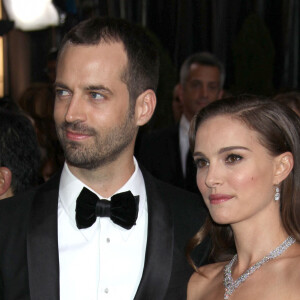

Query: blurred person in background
0,108,41,199
19,82,64,181
138,52,225,195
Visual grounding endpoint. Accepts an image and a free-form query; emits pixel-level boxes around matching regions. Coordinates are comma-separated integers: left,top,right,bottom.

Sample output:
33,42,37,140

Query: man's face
54,42,138,170
179,63,223,121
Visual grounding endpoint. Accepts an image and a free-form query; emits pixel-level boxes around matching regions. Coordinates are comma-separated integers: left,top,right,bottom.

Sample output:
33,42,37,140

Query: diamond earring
274,186,280,201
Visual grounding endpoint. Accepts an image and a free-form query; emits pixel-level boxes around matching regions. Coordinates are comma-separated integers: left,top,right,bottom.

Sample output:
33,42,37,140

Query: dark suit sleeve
0,191,34,300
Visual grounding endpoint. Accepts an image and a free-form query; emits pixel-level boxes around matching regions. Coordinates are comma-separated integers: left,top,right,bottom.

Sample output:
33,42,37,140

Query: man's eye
225,154,242,164
208,84,219,91
195,158,209,169
56,89,70,97
190,81,201,89
90,92,104,100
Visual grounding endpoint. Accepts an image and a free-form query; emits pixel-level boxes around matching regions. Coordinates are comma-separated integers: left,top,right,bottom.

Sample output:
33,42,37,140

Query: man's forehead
188,63,221,81
58,40,127,62
189,63,219,72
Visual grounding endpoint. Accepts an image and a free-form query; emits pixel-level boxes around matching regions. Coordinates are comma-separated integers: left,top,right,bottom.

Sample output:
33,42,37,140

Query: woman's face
194,115,280,225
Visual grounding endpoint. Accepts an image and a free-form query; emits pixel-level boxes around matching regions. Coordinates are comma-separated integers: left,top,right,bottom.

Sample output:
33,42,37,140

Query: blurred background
0,0,299,129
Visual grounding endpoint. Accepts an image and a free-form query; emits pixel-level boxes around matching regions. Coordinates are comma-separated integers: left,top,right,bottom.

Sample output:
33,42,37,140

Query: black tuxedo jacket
0,167,209,300
137,124,199,194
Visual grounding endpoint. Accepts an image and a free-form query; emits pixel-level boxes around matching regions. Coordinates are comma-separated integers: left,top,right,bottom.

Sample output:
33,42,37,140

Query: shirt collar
179,114,190,134
59,157,147,239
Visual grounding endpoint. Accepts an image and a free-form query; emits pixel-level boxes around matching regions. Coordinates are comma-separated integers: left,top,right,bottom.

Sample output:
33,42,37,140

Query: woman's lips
209,194,233,204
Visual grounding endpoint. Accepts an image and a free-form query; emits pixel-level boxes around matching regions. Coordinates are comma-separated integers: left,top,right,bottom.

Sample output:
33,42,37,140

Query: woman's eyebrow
218,146,251,154
193,146,251,157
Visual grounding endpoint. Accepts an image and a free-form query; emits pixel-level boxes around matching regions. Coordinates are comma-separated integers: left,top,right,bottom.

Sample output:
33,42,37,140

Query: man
171,83,183,122
0,17,208,300
0,108,41,199
137,52,225,194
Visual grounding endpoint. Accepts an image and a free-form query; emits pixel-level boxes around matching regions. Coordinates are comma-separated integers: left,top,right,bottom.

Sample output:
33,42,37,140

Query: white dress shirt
179,114,191,177
57,158,148,300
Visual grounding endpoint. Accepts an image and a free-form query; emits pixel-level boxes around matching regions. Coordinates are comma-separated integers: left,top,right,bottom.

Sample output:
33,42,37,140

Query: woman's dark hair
186,95,300,269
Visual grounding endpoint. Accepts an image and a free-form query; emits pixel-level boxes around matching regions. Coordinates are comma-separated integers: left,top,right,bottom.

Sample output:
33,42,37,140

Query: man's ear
0,167,13,198
273,152,294,184
135,89,156,126
178,84,185,105
217,89,224,100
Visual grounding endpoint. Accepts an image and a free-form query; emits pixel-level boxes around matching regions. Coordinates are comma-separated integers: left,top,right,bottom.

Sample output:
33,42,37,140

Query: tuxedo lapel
27,174,60,300
134,169,174,300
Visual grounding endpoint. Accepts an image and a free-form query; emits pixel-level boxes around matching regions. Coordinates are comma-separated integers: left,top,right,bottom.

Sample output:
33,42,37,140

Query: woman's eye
90,92,104,100
225,154,242,164
195,158,209,169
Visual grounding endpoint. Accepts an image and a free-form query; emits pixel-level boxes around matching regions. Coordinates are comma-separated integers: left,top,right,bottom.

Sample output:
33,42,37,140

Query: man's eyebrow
53,83,113,95
54,82,69,90
85,85,113,95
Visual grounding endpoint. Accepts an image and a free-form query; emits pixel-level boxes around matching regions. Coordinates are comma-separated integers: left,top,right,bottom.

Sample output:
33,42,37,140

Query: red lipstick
209,194,233,204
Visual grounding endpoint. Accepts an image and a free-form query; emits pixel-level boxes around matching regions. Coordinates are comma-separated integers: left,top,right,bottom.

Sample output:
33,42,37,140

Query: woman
187,95,300,299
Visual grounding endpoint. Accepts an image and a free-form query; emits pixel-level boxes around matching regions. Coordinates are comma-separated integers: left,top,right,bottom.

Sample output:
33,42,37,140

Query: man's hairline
181,63,224,90
57,39,139,113
58,40,130,90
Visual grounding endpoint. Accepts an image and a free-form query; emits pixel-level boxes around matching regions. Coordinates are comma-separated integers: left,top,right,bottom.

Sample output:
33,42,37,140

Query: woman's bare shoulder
187,262,227,300
189,261,226,283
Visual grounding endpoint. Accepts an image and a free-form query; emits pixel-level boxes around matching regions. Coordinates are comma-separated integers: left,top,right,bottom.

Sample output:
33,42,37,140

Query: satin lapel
134,169,174,300
27,173,61,300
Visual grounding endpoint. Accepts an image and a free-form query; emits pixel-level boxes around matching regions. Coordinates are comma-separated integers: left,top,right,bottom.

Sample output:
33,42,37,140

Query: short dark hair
180,52,225,88
187,95,300,266
0,109,41,194
58,17,160,103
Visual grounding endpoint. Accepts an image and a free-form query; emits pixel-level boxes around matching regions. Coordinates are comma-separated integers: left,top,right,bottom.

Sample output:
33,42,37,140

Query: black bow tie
75,187,139,230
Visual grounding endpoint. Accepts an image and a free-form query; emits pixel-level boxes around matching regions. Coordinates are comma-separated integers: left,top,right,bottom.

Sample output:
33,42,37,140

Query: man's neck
182,111,193,122
67,155,135,198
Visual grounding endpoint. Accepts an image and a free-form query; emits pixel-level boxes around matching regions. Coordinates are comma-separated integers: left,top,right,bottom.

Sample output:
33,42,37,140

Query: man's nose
65,95,87,123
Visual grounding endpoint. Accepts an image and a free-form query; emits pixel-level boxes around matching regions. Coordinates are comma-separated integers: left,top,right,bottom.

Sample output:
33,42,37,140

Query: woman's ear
135,89,156,126
273,152,294,184
0,167,13,198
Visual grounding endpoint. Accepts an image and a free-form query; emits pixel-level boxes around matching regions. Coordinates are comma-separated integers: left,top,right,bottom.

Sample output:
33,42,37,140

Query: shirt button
106,238,110,243
104,288,109,293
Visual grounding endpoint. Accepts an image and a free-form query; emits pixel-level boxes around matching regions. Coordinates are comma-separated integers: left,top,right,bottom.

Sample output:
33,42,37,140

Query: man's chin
66,157,97,170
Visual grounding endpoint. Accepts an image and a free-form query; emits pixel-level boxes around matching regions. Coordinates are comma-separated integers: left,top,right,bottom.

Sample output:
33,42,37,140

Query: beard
56,109,137,170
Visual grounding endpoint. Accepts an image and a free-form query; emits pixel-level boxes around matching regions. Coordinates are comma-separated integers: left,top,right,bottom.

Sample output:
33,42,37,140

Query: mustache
59,121,96,135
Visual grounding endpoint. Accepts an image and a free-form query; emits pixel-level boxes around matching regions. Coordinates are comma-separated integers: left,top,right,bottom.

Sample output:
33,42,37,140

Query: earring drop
275,186,280,201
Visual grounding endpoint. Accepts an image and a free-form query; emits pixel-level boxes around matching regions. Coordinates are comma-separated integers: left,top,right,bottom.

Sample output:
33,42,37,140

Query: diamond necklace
223,236,296,299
